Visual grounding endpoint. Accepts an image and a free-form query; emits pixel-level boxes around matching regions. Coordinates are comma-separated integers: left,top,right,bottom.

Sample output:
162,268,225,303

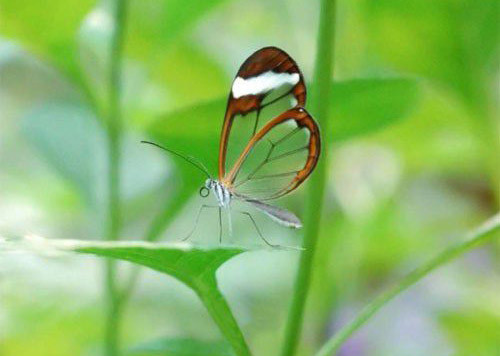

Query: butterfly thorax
205,178,231,207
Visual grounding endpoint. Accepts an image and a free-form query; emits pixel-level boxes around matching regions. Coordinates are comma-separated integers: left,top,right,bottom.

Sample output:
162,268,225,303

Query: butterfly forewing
219,47,320,202
219,47,307,178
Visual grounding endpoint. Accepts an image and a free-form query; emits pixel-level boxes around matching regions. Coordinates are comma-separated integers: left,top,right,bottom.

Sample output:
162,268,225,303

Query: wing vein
268,145,309,162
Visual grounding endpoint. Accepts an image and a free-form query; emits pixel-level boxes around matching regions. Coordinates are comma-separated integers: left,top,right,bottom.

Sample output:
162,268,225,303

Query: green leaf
329,78,419,141
129,337,234,356
53,240,251,356
147,78,419,152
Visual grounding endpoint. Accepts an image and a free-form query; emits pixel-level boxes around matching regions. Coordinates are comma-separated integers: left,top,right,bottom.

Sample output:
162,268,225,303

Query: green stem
197,280,252,356
105,277,123,356
281,1,336,355
104,1,128,355
315,213,500,356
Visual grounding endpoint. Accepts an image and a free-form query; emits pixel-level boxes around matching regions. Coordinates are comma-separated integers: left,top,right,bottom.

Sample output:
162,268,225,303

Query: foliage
0,0,498,355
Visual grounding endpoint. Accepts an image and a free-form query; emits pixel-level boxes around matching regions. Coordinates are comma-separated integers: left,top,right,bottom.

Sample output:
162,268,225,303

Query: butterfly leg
227,207,233,239
182,204,218,241
236,210,280,248
218,207,223,243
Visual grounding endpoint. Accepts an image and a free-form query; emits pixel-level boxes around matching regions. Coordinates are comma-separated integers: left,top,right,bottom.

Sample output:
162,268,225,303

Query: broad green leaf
147,78,419,153
129,337,234,356
53,239,251,356
329,78,419,141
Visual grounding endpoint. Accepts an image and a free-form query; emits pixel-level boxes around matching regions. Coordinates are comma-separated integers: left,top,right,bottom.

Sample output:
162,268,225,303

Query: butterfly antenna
141,140,211,178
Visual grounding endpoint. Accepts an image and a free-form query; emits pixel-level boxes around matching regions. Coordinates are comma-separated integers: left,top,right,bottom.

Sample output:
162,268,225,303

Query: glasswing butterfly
143,47,321,247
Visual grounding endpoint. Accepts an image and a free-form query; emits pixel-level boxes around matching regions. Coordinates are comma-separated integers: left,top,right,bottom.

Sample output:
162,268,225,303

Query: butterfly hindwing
223,107,320,200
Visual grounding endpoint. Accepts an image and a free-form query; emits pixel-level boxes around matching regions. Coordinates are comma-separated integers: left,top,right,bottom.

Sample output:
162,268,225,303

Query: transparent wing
218,47,307,179
223,107,320,201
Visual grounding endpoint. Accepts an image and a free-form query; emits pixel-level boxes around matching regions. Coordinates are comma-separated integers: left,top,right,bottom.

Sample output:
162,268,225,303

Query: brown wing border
222,107,320,200
218,47,307,178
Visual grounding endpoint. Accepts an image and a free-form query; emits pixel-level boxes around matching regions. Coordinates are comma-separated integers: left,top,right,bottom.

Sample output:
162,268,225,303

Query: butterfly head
200,179,232,207
199,178,216,198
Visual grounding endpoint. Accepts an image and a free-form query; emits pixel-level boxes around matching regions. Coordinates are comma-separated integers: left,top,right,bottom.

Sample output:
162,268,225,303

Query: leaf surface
147,78,420,153
53,239,251,356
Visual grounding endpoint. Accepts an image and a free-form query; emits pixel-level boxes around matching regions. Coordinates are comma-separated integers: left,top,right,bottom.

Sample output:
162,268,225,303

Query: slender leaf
315,213,500,356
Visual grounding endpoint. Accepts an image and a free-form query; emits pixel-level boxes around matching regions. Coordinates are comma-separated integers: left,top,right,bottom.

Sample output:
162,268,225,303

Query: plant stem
104,1,128,355
197,279,252,356
315,213,500,356
281,1,336,355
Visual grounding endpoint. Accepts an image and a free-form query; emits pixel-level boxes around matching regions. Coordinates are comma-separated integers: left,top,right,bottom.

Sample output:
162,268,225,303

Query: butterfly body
205,178,232,208
204,177,302,230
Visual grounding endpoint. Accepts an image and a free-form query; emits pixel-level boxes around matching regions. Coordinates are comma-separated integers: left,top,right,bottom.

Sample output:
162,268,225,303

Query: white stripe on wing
232,71,300,99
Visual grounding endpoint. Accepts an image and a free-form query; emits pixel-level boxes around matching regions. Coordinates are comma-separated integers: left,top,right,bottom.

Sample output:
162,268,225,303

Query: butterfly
143,47,321,246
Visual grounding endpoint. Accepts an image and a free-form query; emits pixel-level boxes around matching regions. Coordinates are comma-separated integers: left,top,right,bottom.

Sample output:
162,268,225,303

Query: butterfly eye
199,187,210,197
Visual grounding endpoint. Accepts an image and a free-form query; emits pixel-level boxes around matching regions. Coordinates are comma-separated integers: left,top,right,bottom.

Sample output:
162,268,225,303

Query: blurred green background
0,0,498,355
